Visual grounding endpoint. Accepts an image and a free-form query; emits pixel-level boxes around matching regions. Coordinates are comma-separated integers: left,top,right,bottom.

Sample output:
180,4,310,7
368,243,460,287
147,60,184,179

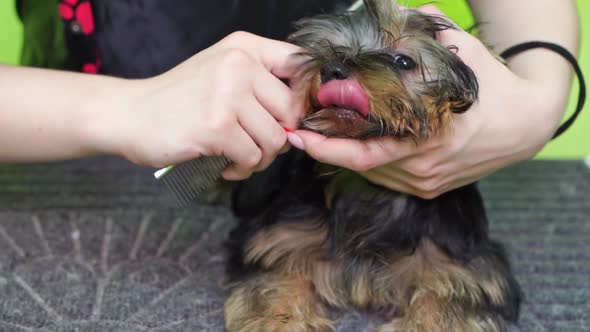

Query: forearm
468,0,580,126
0,64,128,162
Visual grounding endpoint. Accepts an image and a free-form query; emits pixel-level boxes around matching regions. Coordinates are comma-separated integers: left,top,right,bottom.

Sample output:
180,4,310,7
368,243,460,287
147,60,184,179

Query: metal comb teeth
158,156,231,206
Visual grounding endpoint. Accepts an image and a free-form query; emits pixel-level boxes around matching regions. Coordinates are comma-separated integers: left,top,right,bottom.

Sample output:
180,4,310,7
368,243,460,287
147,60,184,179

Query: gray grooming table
0,157,588,331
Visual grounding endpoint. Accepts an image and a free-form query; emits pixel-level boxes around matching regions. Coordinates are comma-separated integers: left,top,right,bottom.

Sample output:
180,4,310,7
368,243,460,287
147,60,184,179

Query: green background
1,1,588,158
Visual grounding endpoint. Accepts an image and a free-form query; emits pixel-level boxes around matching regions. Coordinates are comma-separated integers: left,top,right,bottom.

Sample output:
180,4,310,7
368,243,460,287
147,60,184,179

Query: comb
154,155,231,206
155,127,292,206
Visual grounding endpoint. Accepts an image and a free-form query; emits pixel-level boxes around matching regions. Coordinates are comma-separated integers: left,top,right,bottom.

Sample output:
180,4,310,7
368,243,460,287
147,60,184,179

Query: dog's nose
320,61,351,83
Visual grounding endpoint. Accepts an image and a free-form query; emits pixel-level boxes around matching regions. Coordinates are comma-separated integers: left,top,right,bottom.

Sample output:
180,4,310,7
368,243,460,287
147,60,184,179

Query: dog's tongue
317,80,370,117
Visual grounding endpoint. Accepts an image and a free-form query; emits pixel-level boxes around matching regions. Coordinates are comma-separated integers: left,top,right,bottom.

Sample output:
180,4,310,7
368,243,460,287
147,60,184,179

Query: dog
225,1,522,331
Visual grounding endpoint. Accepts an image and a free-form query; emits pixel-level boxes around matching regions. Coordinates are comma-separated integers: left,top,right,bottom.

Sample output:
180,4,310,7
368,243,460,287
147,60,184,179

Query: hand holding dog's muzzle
292,5,565,199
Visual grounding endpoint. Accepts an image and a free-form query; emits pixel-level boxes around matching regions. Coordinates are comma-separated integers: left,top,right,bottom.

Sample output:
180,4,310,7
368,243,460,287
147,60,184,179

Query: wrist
512,81,564,160
82,76,146,159
501,48,574,148
506,49,573,116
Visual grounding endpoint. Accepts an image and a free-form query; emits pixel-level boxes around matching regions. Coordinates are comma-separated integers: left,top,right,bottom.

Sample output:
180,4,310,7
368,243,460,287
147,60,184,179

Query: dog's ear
363,0,392,14
437,50,479,114
363,0,399,26
406,11,479,114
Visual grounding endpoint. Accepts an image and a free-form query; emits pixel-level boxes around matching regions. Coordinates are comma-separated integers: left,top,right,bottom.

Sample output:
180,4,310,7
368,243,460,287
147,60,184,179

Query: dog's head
288,0,478,140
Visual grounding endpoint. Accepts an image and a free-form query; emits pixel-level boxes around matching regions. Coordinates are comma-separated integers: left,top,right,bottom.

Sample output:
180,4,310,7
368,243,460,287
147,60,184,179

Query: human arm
289,2,580,198
468,0,579,130
0,32,302,180
0,63,122,162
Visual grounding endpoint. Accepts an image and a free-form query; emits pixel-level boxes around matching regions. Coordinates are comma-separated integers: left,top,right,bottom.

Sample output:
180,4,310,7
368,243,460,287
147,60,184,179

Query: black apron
17,0,355,78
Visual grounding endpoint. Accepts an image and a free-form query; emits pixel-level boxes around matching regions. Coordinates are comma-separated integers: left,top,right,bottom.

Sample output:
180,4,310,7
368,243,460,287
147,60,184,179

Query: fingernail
287,132,304,150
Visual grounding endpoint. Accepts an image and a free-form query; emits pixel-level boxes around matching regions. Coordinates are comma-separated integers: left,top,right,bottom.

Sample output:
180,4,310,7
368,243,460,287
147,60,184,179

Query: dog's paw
226,311,333,332
375,316,504,332
372,319,401,332
225,292,333,332
225,275,334,332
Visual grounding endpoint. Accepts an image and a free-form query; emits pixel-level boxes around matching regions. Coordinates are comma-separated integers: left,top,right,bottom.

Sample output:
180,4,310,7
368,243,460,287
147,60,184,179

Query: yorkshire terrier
225,1,522,331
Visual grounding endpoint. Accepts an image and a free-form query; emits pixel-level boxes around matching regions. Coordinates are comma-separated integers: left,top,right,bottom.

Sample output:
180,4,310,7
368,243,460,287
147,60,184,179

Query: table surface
0,157,588,331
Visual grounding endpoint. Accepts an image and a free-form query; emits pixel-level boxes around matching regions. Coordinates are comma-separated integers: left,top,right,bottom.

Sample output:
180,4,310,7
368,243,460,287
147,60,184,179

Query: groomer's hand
289,5,575,198
100,31,303,180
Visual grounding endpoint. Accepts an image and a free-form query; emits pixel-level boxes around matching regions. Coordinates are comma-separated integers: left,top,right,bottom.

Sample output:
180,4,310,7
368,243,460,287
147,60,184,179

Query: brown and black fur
225,1,521,331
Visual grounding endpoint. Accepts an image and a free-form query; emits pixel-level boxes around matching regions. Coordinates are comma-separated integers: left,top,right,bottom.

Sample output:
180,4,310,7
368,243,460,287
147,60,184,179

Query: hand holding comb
155,127,294,206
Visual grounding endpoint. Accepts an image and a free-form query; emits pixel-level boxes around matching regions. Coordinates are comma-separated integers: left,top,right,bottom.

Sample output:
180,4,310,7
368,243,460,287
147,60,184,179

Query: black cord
500,41,586,140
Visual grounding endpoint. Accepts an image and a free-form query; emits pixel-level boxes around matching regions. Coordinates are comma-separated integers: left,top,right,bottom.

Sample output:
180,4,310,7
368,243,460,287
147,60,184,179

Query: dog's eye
393,54,416,70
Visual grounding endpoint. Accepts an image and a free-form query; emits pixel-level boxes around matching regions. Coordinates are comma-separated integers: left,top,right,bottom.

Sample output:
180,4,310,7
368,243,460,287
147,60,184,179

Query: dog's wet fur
225,1,521,331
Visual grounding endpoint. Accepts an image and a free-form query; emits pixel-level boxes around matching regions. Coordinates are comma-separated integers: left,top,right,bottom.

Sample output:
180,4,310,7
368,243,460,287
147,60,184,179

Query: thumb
415,5,480,63
415,4,448,18
291,130,417,171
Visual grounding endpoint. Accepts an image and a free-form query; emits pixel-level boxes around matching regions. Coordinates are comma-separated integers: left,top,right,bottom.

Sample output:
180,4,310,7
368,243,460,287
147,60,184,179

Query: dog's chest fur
227,152,517,315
